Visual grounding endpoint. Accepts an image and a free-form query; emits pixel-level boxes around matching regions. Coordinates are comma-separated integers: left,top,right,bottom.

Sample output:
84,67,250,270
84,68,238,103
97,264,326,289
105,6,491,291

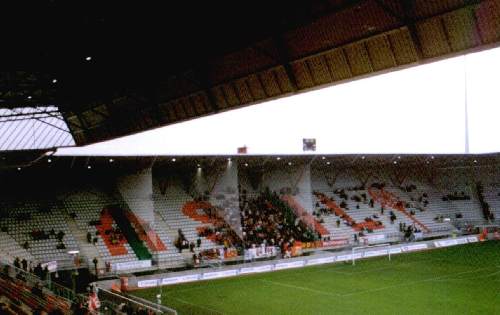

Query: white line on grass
327,265,395,276
172,278,250,294
433,269,500,282
171,296,226,315
259,279,341,297
340,267,492,297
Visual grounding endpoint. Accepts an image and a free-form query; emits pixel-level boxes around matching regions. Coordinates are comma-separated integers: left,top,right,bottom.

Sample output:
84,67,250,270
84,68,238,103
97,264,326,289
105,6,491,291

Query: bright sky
56,47,500,156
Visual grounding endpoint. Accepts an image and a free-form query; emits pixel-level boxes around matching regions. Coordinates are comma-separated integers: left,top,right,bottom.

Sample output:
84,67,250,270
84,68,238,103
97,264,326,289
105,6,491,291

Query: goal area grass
131,241,500,315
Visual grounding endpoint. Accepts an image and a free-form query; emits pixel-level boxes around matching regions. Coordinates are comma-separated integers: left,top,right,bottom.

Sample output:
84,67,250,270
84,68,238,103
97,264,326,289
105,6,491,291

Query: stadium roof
0,106,74,151
1,0,500,147
5,153,500,174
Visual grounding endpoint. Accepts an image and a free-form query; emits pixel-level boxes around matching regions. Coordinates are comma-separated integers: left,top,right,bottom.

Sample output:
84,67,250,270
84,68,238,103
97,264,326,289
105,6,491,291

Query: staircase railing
0,260,76,312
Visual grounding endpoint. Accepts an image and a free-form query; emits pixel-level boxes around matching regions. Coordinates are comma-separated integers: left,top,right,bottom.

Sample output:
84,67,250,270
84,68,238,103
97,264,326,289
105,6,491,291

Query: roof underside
1,0,500,147
0,107,74,151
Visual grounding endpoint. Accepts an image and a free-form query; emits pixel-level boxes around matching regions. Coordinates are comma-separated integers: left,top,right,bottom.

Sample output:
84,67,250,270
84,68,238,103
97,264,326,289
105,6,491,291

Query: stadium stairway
483,186,500,223
282,195,330,237
151,212,186,267
182,200,240,246
0,231,35,264
182,201,215,224
315,192,385,232
368,187,430,233
153,212,179,243
383,185,457,233
152,183,223,253
124,210,167,252
109,206,152,260
64,214,103,270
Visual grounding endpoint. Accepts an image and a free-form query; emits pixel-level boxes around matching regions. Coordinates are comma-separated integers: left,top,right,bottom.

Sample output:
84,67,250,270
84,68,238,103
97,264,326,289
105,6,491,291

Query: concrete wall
117,168,155,222
262,163,314,213
208,160,242,237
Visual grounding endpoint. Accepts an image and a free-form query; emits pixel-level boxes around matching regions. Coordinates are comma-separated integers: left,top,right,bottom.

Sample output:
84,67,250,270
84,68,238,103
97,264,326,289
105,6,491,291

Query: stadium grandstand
1,1,500,314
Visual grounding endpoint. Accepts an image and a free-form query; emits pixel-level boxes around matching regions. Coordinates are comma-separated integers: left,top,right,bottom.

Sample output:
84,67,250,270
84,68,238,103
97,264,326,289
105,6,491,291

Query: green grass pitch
131,241,500,315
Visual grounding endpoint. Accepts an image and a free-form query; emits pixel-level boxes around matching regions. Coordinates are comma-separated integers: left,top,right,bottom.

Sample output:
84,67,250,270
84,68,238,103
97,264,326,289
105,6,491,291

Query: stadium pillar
208,158,243,238
261,162,314,213
117,168,155,223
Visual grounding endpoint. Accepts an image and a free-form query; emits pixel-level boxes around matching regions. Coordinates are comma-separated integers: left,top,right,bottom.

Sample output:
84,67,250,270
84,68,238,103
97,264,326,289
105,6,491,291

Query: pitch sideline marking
340,267,492,297
433,269,500,282
172,259,442,294
173,265,389,293
327,265,394,276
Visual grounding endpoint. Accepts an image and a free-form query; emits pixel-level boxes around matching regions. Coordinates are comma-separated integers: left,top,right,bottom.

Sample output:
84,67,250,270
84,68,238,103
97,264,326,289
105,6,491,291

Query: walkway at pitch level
99,235,483,291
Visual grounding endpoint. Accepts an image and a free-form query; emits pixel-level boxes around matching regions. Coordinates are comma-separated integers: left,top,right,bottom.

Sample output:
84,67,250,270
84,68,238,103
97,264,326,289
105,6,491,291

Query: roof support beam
89,106,109,120
9,108,71,134
400,0,424,60
68,112,90,144
272,35,298,91
374,0,423,59
249,37,298,91
198,66,219,113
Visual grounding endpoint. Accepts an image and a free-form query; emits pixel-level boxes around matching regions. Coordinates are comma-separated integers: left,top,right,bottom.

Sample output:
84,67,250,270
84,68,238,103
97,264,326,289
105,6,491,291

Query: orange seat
97,209,128,256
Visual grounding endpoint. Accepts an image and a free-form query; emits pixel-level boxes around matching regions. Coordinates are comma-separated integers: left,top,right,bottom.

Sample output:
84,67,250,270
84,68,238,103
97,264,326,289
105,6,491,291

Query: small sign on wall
237,145,247,154
303,138,316,151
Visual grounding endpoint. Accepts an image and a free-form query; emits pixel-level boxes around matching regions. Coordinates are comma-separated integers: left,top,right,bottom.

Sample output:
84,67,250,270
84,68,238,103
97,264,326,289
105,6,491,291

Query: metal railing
0,264,73,314
0,259,79,301
97,287,178,315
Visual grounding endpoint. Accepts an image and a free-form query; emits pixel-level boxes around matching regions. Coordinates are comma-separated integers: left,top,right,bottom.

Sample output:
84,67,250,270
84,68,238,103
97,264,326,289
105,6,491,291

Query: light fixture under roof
393,161,398,164
473,160,477,163
87,165,92,169
244,163,248,167
52,79,57,83
85,56,92,61
109,158,114,163
171,158,176,162
27,95,32,99
326,161,331,165
322,156,326,160
47,159,52,163
288,162,292,166
17,167,21,171
276,157,281,161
